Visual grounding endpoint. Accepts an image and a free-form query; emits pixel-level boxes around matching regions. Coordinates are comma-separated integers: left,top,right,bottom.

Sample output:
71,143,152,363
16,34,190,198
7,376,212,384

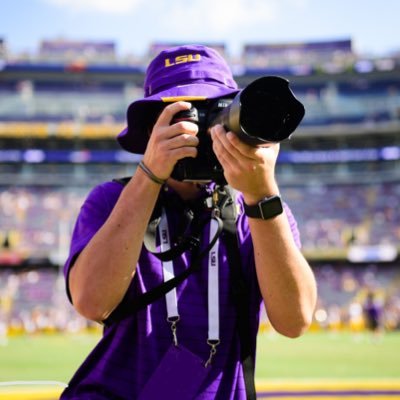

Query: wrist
243,194,283,220
138,161,166,185
242,183,280,206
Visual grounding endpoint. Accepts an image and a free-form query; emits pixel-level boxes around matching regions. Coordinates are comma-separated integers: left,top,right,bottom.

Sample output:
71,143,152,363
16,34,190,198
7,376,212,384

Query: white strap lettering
207,218,220,341
159,209,178,319
158,208,220,351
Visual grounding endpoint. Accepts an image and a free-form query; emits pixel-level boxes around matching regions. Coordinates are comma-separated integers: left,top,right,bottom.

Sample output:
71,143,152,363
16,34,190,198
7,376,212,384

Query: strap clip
205,340,220,367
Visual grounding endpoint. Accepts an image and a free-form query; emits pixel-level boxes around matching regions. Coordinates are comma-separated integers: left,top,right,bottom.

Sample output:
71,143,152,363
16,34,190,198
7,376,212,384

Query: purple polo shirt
61,181,301,400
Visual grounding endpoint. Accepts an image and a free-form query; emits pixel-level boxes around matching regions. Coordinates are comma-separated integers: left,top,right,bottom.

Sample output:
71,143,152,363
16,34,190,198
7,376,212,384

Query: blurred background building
0,37,399,335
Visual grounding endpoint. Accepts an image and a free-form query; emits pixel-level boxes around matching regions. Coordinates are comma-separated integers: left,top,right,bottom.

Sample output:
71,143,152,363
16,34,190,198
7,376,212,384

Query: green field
1,330,400,383
256,330,400,380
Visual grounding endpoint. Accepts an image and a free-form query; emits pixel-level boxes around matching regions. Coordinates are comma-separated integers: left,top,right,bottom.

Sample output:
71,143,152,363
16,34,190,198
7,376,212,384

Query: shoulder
88,179,126,200
82,180,127,214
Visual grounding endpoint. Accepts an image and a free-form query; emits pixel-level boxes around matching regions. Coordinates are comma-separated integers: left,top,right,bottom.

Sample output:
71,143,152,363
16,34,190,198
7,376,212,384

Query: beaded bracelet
138,161,166,185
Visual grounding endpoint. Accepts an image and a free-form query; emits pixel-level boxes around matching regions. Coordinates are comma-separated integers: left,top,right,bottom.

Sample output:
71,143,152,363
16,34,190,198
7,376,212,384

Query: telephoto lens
210,76,305,146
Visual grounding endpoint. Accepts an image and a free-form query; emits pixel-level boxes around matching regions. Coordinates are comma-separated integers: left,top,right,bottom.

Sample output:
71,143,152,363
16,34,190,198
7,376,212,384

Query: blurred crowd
1,37,399,341
0,182,399,339
1,182,399,259
0,263,399,342
312,263,400,333
0,186,88,260
0,269,98,343
283,181,400,250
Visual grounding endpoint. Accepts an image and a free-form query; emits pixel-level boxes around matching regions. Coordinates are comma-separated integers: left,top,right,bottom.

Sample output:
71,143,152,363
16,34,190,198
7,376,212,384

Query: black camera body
171,97,231,183
171,76,305,184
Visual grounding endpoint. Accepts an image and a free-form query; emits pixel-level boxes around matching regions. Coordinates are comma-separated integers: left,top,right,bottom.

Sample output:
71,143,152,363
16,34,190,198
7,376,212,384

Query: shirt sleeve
235,191,302,249
63,181,122,303
283,202,302,249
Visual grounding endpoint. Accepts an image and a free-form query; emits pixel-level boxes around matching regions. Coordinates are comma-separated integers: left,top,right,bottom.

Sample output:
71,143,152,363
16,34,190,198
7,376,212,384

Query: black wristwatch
243,195,283,220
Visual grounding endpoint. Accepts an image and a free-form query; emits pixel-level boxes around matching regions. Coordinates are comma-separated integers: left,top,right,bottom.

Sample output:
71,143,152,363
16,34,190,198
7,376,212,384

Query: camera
170,76,305,184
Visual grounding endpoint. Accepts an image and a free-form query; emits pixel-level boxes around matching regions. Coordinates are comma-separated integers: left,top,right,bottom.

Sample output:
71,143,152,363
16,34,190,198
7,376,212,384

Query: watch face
244,195,283,219
260,196,283,219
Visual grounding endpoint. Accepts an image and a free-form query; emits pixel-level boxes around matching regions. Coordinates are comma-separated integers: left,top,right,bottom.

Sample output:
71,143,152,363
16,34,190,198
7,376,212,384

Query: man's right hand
142,101,199,181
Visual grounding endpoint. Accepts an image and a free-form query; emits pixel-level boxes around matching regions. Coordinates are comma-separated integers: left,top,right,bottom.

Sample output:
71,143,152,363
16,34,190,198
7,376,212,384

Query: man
61,44,317,399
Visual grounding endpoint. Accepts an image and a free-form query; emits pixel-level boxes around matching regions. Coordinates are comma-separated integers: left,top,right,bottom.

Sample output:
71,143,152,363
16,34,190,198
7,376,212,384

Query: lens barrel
211,76,305,146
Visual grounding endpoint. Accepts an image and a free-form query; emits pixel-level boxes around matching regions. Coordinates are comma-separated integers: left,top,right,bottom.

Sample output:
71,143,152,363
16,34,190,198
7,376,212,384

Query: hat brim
117,82,240,154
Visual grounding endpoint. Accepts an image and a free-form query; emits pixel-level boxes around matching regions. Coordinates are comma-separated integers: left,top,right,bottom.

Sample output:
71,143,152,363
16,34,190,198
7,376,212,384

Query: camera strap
222,204,256,400
103,179,224,327
159,207,222,368
104,179,256,399
102,214,222,327
143,206,209,262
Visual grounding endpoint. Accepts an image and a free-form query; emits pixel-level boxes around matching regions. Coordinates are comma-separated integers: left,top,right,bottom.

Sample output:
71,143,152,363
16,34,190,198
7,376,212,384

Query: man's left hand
210,124,280,204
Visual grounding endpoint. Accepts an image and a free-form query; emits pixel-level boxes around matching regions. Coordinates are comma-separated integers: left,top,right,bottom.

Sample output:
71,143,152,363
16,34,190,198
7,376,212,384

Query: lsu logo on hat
165,54,201,67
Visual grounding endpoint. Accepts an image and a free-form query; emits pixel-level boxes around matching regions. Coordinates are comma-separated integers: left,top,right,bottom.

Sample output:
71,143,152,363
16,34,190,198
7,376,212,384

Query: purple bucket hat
117,44,240,154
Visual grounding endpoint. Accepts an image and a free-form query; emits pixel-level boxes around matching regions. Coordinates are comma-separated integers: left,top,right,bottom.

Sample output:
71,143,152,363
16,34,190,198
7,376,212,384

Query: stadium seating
281,182,400,249
0,38,399,335
0,268,95,334
0,182,398,258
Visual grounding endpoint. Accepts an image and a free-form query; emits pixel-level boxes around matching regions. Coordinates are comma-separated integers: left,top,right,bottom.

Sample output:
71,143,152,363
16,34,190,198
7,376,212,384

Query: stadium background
0,37,399,399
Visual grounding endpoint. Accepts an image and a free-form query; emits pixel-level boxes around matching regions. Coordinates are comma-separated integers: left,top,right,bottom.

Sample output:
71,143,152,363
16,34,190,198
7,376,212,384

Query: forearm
69,101,199,322
69,168,161,322
248,212,317,338
209,121,316,335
